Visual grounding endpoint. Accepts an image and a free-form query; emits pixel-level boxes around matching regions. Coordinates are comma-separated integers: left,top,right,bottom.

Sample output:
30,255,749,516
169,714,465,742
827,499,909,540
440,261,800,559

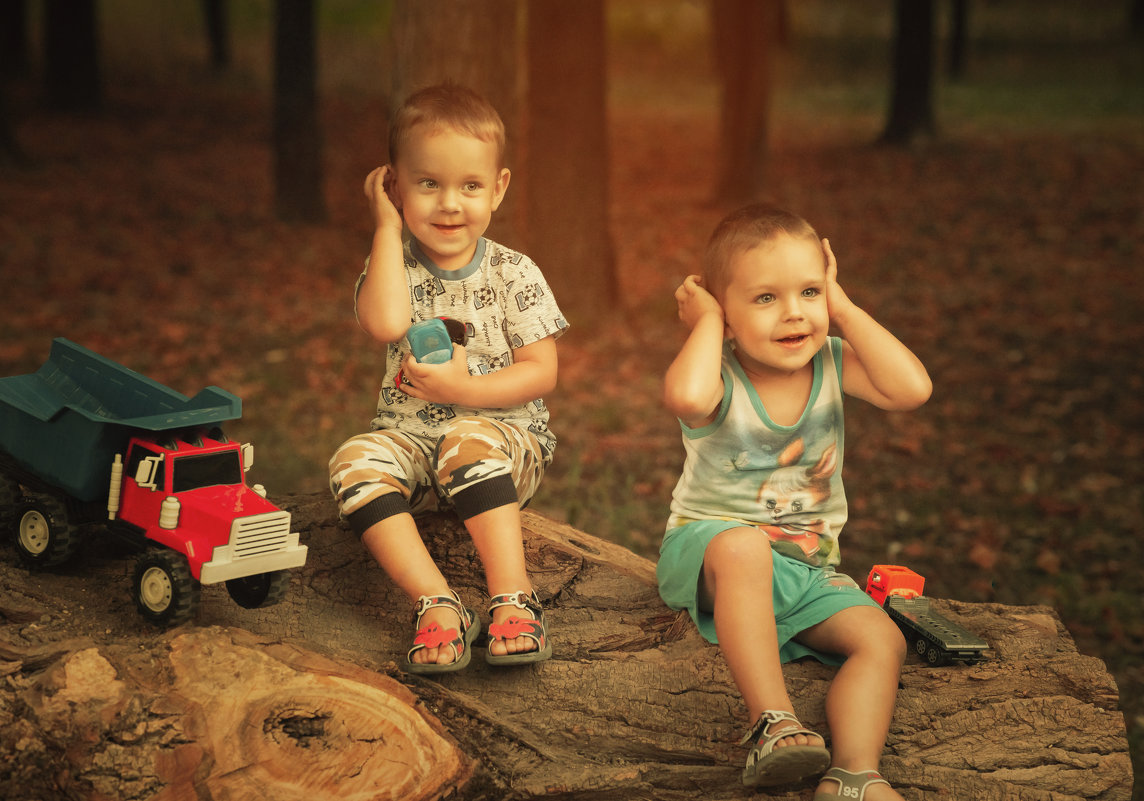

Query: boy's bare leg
701,527,824,750
464,502,540,657
797,606,907,801
361,512,461,666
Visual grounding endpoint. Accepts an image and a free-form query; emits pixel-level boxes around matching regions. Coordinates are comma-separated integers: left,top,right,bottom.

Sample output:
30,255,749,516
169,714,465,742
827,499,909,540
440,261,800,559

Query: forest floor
1,15,1142,785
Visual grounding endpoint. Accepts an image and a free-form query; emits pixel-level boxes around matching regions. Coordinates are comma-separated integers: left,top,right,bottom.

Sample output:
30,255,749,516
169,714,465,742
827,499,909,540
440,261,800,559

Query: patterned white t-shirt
357,237,568,459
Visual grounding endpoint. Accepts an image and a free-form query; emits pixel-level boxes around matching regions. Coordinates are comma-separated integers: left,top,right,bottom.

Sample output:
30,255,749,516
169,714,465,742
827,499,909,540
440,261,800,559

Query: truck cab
865,564,925,606
119,431,305,586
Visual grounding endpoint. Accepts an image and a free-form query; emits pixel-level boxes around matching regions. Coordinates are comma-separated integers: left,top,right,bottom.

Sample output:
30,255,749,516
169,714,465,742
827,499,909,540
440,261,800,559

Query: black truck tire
13,495,79,568
226,570,291,609
925,644,948,667
133,549,201,626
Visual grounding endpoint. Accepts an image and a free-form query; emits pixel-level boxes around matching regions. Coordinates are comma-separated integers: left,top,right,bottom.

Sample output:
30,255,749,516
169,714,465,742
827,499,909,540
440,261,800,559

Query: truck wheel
133,549,201,627
226,570,291,609
14,496,79,568
925,645,948,667
914,637,929,658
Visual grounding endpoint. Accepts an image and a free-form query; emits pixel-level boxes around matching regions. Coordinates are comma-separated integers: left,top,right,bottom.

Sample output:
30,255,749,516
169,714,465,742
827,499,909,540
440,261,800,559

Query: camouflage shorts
329,416,548,520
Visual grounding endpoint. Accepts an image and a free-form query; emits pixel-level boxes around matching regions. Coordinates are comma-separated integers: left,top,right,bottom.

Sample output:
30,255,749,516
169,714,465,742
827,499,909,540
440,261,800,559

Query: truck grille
231,511,293,557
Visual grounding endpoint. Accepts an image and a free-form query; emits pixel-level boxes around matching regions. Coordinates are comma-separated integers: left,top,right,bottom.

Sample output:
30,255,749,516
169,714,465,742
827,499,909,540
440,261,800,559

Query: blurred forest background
1,0,1141,787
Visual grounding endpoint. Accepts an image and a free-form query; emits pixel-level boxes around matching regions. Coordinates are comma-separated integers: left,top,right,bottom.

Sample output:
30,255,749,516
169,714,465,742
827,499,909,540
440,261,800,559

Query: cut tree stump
0,492,1132,801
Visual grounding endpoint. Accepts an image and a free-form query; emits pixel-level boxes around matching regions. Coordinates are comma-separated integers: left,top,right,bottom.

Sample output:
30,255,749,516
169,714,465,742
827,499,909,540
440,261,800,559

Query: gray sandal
740,709,831,787
813,767,891,800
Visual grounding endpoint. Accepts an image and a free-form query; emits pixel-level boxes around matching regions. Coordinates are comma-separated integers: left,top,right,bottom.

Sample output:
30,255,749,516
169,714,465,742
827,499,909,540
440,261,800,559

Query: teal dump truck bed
0,338,241,503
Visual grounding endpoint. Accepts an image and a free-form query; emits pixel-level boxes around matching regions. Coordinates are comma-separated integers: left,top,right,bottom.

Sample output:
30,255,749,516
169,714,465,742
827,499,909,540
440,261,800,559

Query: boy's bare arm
399,336,558,410
664,275,726,428
357,166,414,343
824,239,932,411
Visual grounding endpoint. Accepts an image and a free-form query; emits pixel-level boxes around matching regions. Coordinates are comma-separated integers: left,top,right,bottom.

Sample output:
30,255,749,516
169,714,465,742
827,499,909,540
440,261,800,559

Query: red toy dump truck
866,565,989,666
0,338,307,626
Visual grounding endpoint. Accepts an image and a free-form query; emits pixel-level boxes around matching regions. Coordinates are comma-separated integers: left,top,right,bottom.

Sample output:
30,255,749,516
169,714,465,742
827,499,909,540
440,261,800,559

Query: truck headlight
159,496,181,529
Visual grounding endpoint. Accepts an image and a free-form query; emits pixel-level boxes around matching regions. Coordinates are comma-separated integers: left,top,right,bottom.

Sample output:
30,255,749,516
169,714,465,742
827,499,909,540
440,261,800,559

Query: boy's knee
451,474,519,520
884,620,908,664
345,492,412,538
705,527,772,571
438,416,512,460
328,433,418,518
852,608,908,664
434,417,517,485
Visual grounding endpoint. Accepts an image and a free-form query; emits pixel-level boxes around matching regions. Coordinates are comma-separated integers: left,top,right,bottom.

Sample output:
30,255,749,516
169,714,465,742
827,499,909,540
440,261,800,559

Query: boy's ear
491,168,511,211
384,165,403,211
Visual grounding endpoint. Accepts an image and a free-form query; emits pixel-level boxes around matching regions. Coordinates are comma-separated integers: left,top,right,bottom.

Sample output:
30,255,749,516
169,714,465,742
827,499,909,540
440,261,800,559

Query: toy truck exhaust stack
0,338,307,626
866,565,989,666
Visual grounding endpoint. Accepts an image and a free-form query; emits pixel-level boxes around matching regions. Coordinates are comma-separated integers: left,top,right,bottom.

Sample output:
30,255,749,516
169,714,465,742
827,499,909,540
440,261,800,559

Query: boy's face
391,125,510,271
720,234,829,376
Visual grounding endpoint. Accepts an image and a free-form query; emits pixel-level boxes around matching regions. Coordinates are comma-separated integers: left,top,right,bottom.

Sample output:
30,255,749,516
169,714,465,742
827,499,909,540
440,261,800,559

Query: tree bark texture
523,1,616,315
43,0,101,112
881,0,938,145
710,0,785,203
273,0,327,222
387,0,524,251
0,493,1132,801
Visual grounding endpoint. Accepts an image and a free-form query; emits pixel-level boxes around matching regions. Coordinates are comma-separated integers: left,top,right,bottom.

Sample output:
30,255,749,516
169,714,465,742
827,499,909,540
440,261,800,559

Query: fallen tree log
0,491,1132,801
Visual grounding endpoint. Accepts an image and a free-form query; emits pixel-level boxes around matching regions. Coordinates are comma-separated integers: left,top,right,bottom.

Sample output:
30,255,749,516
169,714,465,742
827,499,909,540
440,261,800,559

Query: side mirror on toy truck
134,456,162,490
866,564,990,667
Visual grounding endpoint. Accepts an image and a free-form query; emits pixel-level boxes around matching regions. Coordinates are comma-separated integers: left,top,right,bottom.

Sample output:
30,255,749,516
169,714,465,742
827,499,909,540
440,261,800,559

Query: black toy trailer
866,565,990,666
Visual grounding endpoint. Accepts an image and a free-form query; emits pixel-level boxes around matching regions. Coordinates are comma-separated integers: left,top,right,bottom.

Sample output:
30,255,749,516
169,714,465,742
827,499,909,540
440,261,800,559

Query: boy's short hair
703,204,820,300
389,83,507,167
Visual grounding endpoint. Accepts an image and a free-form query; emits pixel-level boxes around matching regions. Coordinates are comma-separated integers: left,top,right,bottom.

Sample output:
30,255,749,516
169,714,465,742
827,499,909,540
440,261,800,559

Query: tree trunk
43,0,101,112
0,0,29,81
947,0,970,80
523,1,616,316
710,0,785,203
388,0,524,250
0,86,26,166
201,0,231,72
880,0,937,146
273,0,327,222
0,493,1132,800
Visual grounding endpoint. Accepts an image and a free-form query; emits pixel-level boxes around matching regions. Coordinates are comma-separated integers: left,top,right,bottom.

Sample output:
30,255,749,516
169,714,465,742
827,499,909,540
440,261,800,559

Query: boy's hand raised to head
822,238,857,327
364,166,403,232
675,275,725,331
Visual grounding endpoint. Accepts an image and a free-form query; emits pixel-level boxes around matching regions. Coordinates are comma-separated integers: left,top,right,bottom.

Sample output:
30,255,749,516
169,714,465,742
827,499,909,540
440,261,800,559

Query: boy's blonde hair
703,204,820,300
389,83,507,167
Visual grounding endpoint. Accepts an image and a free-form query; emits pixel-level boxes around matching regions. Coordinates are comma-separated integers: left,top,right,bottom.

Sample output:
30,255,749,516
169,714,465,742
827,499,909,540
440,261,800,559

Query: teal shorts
656,519,880,665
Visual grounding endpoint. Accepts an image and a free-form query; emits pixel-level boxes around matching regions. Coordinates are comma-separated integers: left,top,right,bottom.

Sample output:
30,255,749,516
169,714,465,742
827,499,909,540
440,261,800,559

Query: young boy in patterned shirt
330,84,567,674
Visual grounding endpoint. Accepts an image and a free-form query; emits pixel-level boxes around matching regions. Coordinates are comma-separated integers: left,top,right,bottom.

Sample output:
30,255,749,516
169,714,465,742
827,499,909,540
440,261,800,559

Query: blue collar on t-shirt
410,237,486,281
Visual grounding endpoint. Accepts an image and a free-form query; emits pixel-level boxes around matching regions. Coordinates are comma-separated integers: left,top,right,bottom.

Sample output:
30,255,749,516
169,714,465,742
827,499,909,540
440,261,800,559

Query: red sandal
485,589,552,666
405,591,480,675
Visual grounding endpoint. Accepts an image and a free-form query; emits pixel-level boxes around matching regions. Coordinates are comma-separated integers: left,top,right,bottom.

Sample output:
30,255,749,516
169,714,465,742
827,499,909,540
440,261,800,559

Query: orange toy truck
866,565,989,666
